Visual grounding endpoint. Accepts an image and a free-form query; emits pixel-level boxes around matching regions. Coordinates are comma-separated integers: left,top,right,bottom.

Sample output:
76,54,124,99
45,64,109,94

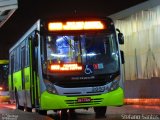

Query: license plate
77,97,91,103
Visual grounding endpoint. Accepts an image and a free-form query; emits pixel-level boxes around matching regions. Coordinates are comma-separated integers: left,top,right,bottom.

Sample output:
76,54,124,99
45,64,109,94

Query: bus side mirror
116,29,124,44
120,50,125,64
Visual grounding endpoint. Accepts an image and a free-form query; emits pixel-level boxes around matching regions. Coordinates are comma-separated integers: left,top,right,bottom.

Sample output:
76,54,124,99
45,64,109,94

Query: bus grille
56,80,109,88
65,98,103,107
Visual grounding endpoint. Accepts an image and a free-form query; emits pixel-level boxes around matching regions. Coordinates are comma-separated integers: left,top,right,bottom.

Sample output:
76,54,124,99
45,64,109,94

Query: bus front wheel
94,106,107,118
58,109,68,120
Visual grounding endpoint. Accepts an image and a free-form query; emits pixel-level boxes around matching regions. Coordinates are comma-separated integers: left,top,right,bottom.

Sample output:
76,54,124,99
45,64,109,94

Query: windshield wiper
63,36,74,50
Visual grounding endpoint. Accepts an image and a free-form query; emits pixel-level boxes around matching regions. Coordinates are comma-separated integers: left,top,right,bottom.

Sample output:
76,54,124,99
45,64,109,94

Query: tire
59,109,68,120
38,110,47,115
26,107,32,112
68,109,76,119
94,106,107,118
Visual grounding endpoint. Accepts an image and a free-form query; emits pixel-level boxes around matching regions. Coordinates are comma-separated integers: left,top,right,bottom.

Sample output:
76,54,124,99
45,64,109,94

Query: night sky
0,0,147,59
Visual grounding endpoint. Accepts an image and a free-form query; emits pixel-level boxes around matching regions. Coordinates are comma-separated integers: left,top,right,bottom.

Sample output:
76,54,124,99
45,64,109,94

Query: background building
110,0,160,101
0,0,18,28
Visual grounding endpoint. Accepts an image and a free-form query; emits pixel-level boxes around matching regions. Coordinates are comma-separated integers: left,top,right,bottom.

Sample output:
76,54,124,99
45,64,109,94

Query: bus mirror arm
116,29,124,45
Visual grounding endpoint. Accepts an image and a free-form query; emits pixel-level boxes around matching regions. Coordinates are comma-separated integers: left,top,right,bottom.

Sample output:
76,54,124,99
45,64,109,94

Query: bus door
10,56,14,90
30,35,39,108
33,44,39,107
21,46,27,106
10,55,14,100
21,47,25,90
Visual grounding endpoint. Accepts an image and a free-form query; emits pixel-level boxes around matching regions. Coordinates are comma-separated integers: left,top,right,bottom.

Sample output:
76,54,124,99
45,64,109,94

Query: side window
9,53,12,74
26,38,30,66
11,54,14,74
19,46,21,70
9,54,11,74
15,47,20,71
17,47,20,70
21,41,26,69
21,47,26,68
13,51,16,72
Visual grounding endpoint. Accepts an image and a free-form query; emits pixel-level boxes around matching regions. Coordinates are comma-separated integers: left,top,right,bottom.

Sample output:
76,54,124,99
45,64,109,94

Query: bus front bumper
40,87,124,110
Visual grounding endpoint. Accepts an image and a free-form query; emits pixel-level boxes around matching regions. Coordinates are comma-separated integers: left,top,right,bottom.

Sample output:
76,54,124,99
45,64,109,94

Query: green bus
9,17,124,118
0,60,9,91
0,60,11,103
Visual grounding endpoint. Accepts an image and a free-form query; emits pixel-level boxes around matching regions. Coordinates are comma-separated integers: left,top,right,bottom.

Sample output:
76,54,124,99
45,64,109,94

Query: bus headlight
44,80,57,94
107,76,120,92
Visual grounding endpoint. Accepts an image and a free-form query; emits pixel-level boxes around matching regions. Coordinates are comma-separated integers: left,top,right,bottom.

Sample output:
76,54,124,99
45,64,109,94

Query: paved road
0,103,160,120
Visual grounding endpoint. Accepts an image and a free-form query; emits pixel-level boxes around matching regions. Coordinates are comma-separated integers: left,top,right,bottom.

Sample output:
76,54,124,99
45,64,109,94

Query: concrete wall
125,77,160,98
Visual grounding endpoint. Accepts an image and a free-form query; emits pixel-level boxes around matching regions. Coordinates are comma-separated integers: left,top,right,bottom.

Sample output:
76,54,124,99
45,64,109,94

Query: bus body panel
8,75,12,91
24,67,32,107
0,60,9,103
24,67,31,90
13,71,22,91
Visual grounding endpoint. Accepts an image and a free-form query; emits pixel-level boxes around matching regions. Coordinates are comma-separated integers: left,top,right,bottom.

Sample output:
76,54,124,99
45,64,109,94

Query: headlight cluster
106,76,120,92
44,80,57,94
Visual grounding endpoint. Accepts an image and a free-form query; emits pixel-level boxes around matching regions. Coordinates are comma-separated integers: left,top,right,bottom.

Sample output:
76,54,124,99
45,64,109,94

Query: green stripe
0,60,9,64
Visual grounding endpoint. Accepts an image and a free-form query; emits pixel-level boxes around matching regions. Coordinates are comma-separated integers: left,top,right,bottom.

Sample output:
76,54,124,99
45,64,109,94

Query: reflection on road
0,103,16,109
0,103,160,120
132,105,160,110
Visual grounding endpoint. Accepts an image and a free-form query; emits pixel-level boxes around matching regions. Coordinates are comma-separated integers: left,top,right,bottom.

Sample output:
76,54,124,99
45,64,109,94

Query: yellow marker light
48,21,104,31
50,63,82,71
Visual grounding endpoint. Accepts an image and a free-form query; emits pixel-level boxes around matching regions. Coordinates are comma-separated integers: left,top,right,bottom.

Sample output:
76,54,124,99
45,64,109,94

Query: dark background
0,0,147,59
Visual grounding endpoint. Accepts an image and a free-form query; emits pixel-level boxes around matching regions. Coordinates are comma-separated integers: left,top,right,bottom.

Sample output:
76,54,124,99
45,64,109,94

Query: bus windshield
43,33,119,76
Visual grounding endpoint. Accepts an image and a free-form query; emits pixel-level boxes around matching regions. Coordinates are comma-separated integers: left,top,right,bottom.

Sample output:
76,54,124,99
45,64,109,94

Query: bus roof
9,19,40,53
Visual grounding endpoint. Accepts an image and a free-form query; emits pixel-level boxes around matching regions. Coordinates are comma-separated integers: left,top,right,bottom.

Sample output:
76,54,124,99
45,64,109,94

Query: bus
9,17,124,118
0,60,9,91
0,60,10,103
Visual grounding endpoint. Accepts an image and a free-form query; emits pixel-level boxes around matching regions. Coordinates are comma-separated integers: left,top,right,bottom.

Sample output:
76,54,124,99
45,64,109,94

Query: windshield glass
43,33,119,76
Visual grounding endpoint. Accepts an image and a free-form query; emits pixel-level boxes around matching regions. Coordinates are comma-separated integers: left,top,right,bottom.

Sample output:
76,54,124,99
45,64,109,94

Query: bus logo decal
84,65,93,74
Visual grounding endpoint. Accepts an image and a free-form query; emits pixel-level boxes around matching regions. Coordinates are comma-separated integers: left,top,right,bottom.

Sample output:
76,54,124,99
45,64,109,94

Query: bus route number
92,86,105,92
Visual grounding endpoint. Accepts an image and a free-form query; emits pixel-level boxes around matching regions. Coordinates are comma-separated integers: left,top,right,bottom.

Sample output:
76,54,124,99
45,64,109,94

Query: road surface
0,103,160,120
